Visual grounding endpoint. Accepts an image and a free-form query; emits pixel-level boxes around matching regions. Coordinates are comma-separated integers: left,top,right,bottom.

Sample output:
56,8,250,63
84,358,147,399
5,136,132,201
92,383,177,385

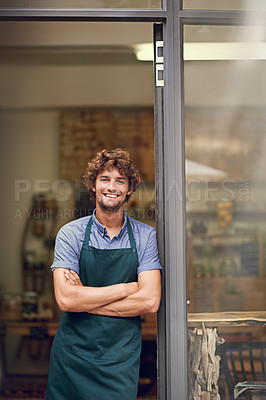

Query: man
46,148,161,400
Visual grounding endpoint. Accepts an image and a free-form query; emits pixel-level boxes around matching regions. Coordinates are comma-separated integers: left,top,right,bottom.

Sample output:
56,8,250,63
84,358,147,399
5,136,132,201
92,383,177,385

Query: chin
98,197,126,212
99,201,122,212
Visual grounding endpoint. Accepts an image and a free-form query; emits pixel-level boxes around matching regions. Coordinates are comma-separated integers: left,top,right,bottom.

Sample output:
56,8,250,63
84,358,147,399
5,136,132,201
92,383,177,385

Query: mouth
104,193,120,199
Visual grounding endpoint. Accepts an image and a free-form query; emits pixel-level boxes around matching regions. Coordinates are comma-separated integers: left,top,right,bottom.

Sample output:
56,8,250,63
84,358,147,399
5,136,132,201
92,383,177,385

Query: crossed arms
53,268,161,317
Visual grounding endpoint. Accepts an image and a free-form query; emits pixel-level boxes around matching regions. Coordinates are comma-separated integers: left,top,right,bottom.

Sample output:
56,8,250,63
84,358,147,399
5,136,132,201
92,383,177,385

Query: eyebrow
99,175,126,181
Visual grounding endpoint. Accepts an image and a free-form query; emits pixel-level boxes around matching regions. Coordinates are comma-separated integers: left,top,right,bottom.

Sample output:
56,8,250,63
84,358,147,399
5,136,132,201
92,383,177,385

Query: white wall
0,64,154,109
0,111,59,292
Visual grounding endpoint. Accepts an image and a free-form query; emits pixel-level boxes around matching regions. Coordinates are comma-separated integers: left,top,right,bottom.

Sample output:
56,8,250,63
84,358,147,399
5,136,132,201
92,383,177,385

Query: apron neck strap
126,218,136,249
84,217,93,245
84,215,136,249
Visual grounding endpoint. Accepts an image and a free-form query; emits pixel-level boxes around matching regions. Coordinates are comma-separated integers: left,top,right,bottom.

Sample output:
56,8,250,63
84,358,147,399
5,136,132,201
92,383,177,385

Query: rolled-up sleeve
50,226,80,274
137,229,162,274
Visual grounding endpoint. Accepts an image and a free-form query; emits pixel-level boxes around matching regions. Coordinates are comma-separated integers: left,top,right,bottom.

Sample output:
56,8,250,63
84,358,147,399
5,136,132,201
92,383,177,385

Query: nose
108,179,117,192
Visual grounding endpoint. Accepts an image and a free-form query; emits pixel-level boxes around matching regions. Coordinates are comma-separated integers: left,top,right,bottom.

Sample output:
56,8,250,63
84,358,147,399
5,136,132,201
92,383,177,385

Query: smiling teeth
105,194,118,198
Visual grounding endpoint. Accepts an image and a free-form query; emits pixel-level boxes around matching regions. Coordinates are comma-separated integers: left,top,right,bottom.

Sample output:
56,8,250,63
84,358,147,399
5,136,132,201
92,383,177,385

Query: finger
64,271,72,285
64,271,70,280
68,275,79,285
69,271,82,283
69,270,79,278
68,272,78,281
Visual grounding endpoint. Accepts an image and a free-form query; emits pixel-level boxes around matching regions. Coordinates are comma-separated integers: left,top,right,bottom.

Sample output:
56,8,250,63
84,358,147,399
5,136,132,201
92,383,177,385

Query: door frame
1,3,266,399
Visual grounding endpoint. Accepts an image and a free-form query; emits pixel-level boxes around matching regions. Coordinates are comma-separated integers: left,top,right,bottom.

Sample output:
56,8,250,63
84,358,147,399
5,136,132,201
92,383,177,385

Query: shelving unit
21,196,58,321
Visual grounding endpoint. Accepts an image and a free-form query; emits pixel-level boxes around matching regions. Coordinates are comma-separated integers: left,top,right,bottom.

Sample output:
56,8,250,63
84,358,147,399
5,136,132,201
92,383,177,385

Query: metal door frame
1,3,266,399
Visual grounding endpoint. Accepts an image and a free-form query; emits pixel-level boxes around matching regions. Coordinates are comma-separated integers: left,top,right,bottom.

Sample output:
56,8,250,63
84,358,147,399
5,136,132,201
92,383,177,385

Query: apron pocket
63,312,141,362
97,316,140,362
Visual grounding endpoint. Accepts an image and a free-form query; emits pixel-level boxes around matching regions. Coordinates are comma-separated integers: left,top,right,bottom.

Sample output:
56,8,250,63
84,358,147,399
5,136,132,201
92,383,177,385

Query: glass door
184,23,266,400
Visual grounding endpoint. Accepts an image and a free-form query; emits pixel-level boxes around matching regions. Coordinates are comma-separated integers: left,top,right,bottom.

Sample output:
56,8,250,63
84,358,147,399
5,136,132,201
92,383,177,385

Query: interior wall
0,111,59,292
0,21,154,47
0,64,154,109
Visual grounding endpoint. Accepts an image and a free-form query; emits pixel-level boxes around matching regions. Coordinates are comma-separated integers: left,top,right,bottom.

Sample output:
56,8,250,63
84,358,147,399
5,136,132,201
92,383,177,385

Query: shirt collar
92,209,128,238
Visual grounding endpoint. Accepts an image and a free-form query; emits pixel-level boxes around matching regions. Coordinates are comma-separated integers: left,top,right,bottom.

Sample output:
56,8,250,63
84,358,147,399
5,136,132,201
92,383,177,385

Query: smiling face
92,168,132,212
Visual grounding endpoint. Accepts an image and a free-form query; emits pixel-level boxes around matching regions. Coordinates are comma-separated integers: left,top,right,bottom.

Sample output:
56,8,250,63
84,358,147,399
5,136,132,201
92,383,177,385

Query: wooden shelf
188,311,266,328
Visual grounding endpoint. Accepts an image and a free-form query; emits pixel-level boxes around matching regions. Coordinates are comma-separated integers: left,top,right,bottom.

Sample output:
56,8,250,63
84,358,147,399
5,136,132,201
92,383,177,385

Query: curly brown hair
83,148,141,202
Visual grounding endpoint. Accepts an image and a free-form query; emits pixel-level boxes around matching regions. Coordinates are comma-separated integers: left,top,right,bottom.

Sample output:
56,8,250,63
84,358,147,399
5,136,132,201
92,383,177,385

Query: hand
64,269,83,286
126,282,138,296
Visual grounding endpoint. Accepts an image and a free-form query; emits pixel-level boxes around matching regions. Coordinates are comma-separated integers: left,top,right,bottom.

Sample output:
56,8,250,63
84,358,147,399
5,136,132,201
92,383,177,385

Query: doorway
0,20,159,399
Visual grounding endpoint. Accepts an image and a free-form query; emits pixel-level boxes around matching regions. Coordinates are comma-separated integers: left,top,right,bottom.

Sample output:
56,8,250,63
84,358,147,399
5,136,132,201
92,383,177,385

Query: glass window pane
0,0,161,9
185,24,266,314
183,0,266,10
185,24,266,399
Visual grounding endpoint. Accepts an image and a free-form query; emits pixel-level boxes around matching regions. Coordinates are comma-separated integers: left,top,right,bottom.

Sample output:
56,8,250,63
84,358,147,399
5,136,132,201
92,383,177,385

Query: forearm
58,284,132,313
53,268,137,312
89,284,161,317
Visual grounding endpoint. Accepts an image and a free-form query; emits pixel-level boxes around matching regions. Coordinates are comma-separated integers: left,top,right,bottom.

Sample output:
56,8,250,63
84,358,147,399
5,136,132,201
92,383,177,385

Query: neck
95,206,124,235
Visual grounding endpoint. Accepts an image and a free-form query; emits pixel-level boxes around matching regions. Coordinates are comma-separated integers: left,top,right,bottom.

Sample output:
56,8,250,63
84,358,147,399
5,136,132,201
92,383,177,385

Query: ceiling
1,21,266,109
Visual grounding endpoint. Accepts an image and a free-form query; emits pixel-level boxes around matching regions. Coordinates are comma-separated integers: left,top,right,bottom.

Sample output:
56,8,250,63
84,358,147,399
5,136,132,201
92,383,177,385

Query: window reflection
185,24,266,400
185,25,266,315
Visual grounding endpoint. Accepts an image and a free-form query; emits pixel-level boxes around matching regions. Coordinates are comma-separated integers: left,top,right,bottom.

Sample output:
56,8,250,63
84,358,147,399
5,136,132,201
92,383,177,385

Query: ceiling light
133,43,154,61
184,42,266,60
133,42,266,61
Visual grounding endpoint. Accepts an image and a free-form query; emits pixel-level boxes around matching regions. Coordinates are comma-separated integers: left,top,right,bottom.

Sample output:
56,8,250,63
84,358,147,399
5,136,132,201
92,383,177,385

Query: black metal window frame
1,3,266,399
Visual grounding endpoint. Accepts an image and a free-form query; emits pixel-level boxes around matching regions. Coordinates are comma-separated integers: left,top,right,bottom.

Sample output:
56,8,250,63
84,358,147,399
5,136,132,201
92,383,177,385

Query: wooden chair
220,341,266,399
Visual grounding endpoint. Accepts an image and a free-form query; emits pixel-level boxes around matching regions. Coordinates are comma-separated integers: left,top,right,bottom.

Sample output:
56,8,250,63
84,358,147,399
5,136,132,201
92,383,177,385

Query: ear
127,189,133,196
91,185,96,192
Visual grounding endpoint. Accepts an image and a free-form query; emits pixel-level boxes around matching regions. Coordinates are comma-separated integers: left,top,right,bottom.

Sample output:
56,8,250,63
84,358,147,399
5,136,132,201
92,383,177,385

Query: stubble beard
98,198,126,212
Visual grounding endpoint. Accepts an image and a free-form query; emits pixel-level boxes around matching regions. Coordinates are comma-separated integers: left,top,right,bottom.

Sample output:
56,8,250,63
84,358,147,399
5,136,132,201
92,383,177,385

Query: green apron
46,217,142,400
